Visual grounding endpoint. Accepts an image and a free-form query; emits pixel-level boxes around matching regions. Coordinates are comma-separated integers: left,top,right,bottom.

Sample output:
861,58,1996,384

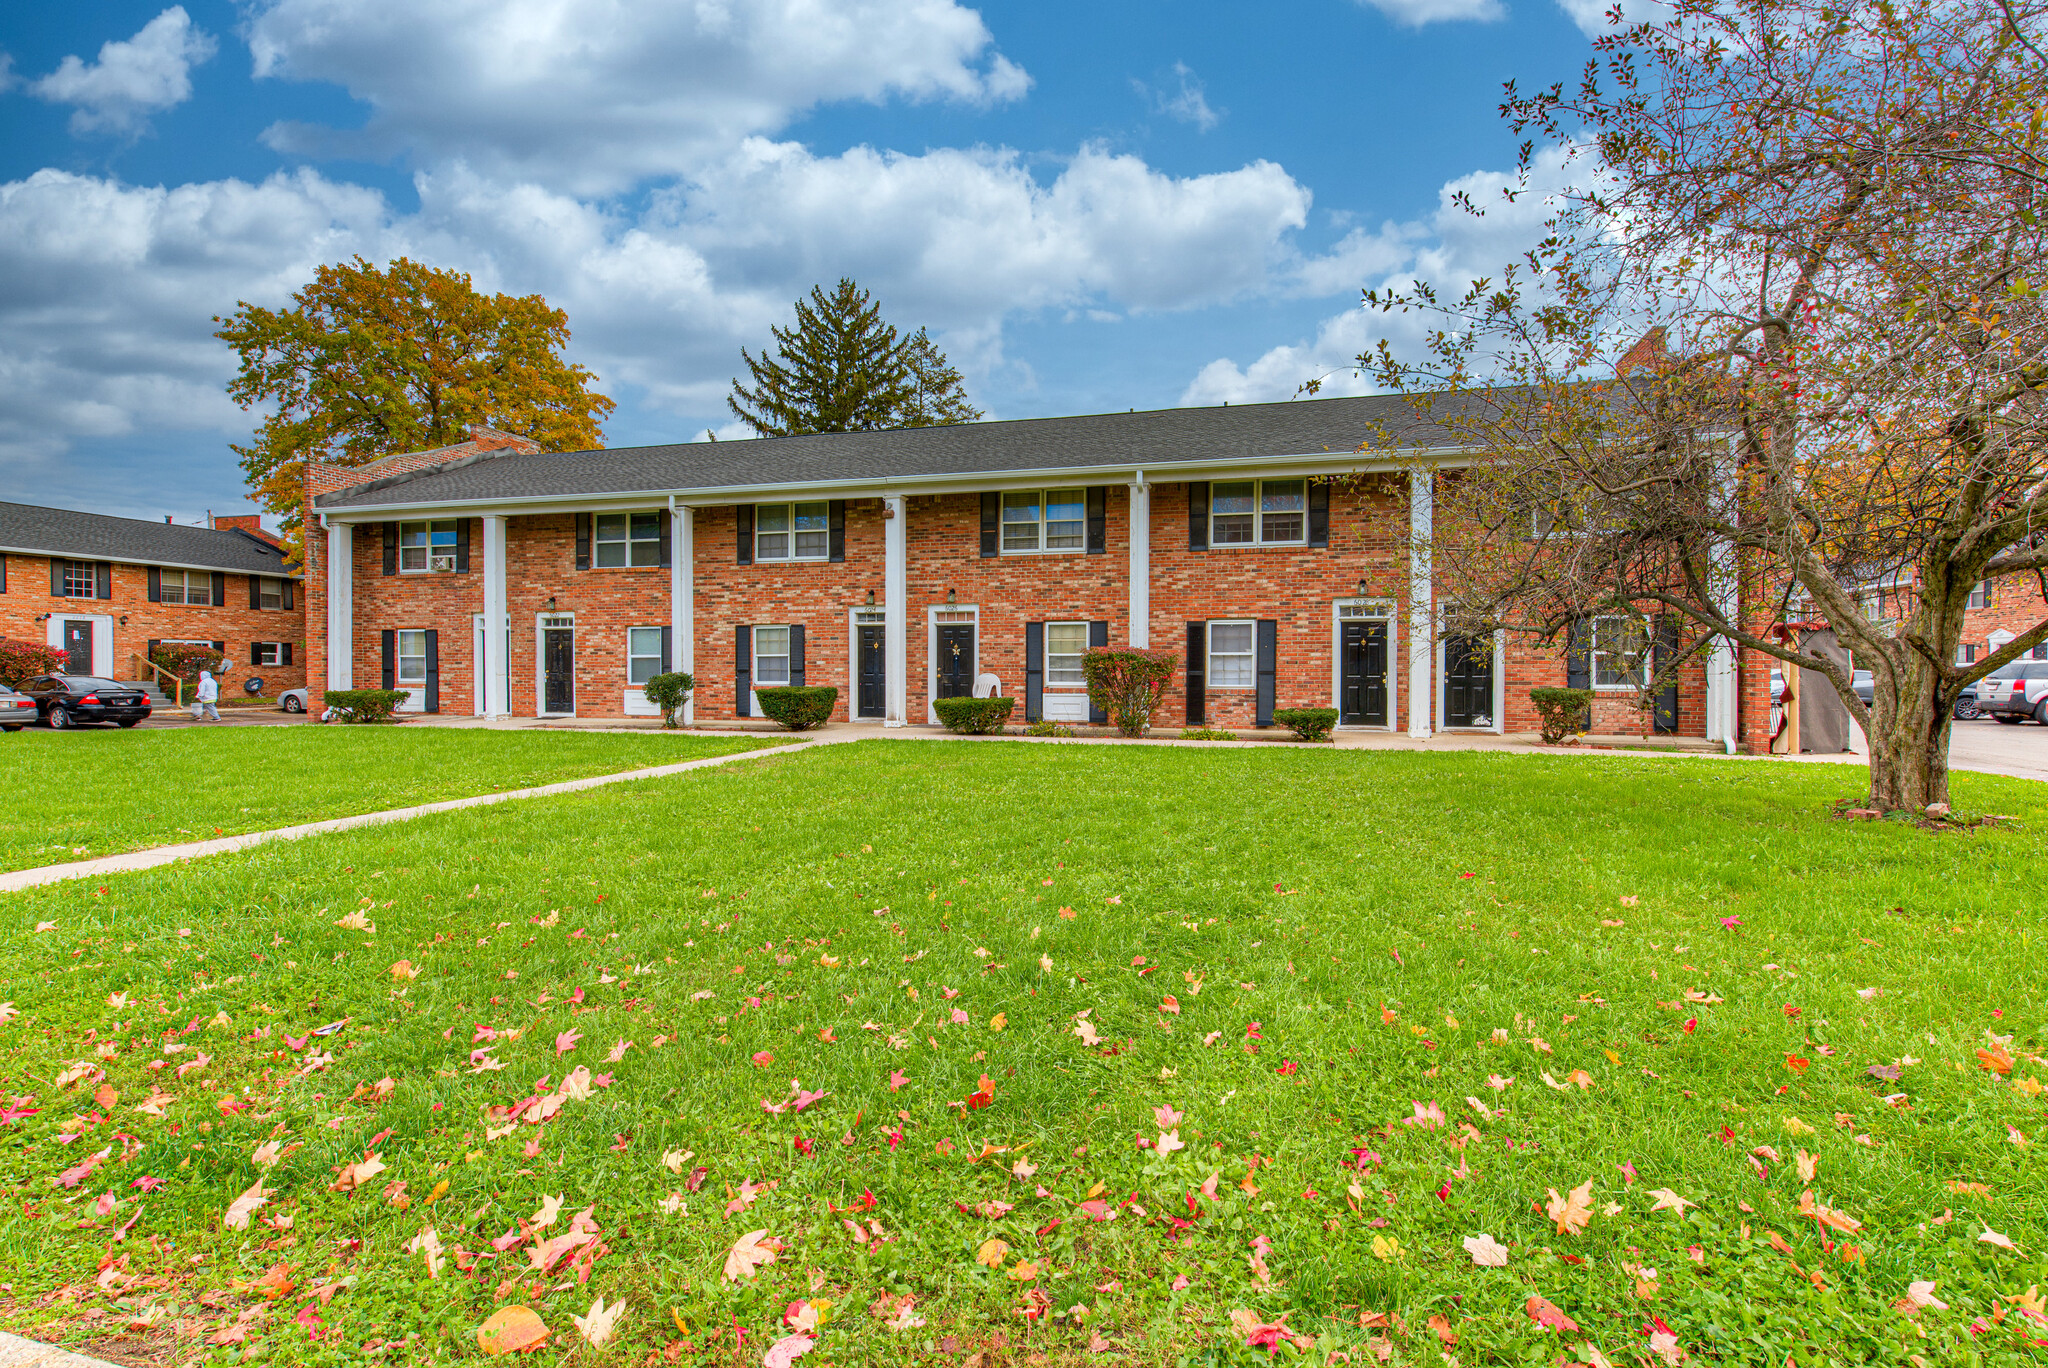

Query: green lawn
1,743,2044,1366
0,727,771,873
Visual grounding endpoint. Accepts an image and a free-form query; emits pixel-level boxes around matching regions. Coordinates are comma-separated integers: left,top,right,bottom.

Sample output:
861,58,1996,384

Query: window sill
999,548,1087,557
1201,541,1314,551
748,557,831,566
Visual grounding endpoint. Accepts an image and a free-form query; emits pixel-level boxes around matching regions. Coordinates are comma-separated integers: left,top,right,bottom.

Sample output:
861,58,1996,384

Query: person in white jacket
194,669,221,722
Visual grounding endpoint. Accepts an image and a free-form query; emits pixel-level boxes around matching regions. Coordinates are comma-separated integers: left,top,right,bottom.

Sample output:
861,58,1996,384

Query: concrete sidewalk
0,1332,120,1368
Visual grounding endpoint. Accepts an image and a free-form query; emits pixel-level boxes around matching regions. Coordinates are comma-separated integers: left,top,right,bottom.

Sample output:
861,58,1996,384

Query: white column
325,521,353,692
1127,480,1151,647
671,505,695,725
884,495,909,726
1407,467,1434,739
482,514,509,718
1704,447,1740,752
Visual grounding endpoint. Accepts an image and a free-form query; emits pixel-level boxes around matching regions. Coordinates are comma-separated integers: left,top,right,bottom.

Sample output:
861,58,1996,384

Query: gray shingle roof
315,392,1484,511
0,502,299,577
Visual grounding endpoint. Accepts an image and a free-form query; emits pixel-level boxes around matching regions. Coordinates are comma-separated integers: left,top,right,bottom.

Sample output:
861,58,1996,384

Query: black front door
936,624,974,699
543,628,574,714
62,620,94,676
857,624,886,718
1340,621,1388,725
1443,634,1494,727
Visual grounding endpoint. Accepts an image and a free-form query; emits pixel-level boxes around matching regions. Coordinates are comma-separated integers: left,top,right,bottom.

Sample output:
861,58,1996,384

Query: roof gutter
311,446,1474,520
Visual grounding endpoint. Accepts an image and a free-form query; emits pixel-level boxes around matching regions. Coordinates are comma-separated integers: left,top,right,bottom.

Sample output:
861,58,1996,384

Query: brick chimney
1616,327,1670,377
213,513,283,546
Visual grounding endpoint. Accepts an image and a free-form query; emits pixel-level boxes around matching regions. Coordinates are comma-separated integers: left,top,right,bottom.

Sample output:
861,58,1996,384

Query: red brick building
303,400,1765,746
0,501,305,698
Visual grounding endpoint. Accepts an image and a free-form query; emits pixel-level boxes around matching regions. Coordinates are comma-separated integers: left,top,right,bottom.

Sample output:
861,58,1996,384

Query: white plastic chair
973,672,1002,698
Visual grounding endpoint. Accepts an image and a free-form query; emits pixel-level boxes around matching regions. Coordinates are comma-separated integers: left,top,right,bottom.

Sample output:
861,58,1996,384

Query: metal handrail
129,654,184,707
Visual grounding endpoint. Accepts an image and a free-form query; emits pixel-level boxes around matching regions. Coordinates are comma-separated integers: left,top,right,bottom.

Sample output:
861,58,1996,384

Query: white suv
1984,660,2048,724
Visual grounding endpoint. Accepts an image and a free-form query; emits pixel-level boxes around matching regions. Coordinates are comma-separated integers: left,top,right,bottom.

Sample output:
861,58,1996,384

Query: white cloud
1134,62,1221,131
247,0,1032,195
1350,0,1504,26
30,7,217,135
1183,151,1568,405
0,138,1316,482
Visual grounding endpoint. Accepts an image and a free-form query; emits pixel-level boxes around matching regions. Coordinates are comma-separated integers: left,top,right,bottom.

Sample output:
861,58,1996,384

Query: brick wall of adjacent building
1962,577,2048,663
0,554,305,697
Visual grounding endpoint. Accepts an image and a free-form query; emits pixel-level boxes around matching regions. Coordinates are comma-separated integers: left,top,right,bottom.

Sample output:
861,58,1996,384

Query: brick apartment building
303,395,1771,747
0,502,306,698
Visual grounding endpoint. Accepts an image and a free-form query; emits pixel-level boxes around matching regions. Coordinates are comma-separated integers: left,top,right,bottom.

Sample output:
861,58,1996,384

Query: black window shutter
661,626,673,672
147,638,160,658
249,574,261,610
0,552,6,594
1086,486,1107,554
98,562,114,600
250,642,263,667
211,639,225,654
1654,615,1679,734
1087,621,1109,724
283,579,294,611
51,559,64,596
424,630,440,713
828,500,846,563
1255,619,1278,726
735,625,752,716
575,513,591,571
737,506,754,565
456,519,471,573
1308,480,1329,548
148,567,161,602
382,522,398,575
1024,621,1043,722
282,642,293,665
1565,619,1591,689
1186,621,1206,724
789,624,806,687
216,572,229,606
380,630,395,690
980,492,999,557
658,510,672,569
1188,483,1209,550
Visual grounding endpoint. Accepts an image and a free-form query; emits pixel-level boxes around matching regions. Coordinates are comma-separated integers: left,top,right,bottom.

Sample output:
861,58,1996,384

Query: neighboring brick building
304,400,1759,746
0,501,305,698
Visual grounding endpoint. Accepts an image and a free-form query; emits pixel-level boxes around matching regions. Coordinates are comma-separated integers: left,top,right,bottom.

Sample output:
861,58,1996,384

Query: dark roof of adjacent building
316,391,1490,510
0,502,299,577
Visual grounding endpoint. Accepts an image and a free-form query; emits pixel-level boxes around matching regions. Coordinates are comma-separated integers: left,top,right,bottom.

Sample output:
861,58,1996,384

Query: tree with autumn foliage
216,257,614,550
1360,0,2048,811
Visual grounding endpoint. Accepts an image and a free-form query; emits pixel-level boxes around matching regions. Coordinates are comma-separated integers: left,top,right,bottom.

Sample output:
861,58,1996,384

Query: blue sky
0,0,1600,528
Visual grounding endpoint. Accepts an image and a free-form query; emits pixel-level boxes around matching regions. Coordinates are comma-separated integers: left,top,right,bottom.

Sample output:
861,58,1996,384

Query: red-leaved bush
1080,647,1180,737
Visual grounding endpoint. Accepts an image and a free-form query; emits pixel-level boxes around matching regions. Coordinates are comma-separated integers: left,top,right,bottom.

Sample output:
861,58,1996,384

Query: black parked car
20,676,152,729
1,683,38,732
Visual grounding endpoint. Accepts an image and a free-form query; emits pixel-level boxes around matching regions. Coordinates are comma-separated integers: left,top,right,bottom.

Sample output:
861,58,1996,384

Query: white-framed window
595,512,663,568
627,626,666,685
1859,591,1887,622
1591,615,1648,689
756,503,829,561
753,626,792,686
400,520,459,573
1211,479,1307,546
396,629,428,689
1208,620,1256,688
252,642,284,667
1046,622,1089,686
61,561,97,597
159,569,210,605
1956,643,1980,666
1967,582,1989,610
257,577,285,610
1002,489,1086,553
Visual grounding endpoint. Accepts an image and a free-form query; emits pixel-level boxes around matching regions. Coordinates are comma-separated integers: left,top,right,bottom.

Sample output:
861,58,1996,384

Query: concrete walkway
0,738,814,893
0,1332,120,1368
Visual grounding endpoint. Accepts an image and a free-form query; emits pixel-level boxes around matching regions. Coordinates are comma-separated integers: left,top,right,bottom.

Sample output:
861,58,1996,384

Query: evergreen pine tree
727,279,981,436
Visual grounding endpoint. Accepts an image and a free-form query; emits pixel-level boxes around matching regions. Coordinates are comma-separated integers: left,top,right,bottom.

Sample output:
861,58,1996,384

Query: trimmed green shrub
1272,707,1338,741
754,685,838,731
1180,726,1238,741
323,688,410,723
1024,719,1074,738
642,671,695,729
1530,687,1595,743
934,696,1014,734
1081,647,1180,737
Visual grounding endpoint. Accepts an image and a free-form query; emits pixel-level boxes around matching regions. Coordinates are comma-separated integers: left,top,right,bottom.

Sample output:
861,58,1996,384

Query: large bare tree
1360,0,2048,810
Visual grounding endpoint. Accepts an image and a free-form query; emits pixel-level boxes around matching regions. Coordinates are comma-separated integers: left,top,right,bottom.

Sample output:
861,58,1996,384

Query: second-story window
159,569,211,605
1211,479,1306,545
1002,489,1086,553
257,577,285,609
61,561,99,598
756,503,829,561
400,520,459,572
595,513,663,567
